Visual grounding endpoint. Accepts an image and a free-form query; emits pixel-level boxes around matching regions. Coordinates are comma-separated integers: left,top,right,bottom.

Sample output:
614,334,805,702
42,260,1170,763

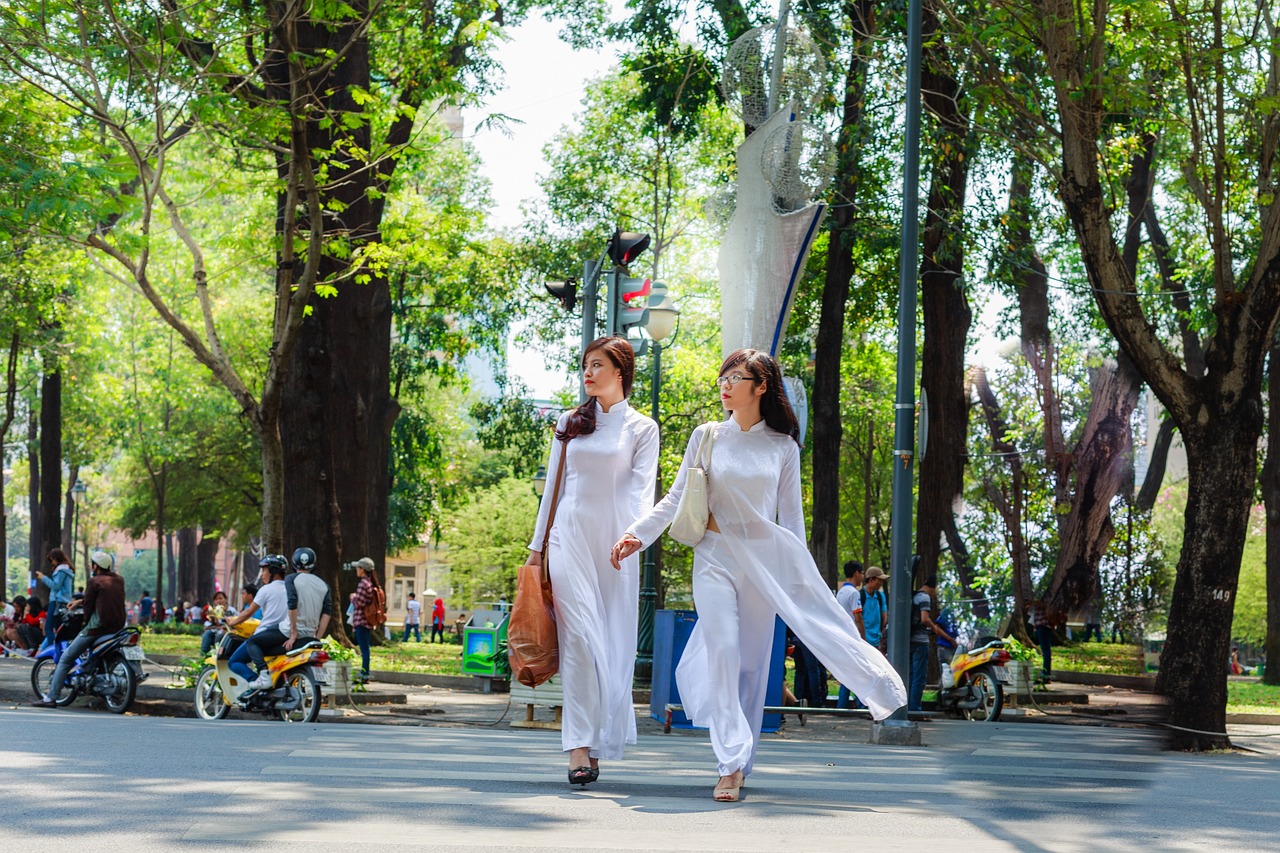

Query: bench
509,675,563,730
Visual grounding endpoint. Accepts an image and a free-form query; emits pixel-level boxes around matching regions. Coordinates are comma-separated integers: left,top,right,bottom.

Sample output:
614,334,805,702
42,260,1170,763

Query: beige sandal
713,770,744,802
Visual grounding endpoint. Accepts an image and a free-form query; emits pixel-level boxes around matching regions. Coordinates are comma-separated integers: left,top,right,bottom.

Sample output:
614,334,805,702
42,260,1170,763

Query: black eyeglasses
715,373,756,389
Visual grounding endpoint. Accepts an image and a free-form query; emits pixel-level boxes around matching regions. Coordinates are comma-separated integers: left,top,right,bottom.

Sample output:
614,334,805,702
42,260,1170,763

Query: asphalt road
4,701,1278,852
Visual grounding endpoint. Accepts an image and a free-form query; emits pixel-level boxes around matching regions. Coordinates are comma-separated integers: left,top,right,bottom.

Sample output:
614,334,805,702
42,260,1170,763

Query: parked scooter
933,638,1013,721
31,612,148,714
194,618,329,723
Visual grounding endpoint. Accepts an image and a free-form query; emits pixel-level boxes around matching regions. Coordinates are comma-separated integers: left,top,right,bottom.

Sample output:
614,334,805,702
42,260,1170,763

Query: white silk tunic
529,400,659,759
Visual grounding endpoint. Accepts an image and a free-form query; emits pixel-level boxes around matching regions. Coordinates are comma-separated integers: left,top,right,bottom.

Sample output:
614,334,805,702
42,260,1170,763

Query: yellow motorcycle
193,619,329,723
933,638,1013,721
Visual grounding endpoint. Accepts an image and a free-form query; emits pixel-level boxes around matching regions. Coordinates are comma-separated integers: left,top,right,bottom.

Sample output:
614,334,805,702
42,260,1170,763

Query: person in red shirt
431,597,446,643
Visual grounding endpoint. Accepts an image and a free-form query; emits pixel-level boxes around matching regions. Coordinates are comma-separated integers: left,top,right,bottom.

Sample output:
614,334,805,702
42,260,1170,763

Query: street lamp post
634,282,679,686
70,480,87,586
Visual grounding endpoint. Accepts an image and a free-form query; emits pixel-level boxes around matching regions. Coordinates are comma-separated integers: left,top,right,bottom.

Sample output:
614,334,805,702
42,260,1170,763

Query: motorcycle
933,637,1013,722
31,616,148,714
193,618,330,723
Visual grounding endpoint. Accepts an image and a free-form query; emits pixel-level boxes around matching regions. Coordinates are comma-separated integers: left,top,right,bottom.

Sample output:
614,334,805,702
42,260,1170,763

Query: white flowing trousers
676,532,776,777
676,531,906,777
548,527,639,760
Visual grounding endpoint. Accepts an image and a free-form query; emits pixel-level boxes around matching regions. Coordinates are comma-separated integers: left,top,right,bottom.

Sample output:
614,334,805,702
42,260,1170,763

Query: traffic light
604,270,650,352
607,230,650,268
544,279,577,312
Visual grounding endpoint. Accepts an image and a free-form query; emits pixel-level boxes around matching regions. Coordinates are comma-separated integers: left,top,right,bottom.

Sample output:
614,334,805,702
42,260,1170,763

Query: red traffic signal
545,280,577,312
607,230,650,267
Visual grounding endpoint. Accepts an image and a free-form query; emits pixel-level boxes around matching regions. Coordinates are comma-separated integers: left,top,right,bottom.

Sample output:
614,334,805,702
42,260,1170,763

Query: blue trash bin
650,609,786,733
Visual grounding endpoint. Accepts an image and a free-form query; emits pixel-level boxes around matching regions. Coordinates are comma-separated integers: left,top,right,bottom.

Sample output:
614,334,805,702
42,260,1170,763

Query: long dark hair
555,336,636,443
719,349,801,444
47,547,71,569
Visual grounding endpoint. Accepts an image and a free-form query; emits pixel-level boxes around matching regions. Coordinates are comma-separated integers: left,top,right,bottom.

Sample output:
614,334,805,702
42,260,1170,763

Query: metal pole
580,258,601,403
635,341,661,686
887,0,924,722
73,500,81,587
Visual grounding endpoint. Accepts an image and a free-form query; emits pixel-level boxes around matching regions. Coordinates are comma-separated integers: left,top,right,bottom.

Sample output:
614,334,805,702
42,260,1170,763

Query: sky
461,14,625,399
458,8,1016,400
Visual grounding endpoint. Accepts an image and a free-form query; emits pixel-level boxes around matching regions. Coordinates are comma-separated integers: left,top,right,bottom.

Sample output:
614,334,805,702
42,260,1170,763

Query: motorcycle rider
32,551,125,708
282,547,332,653
224,555,289,691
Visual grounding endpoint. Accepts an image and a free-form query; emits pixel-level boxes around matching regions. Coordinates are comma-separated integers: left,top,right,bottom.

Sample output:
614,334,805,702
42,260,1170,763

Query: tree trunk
971,366,1032,641
27,405,40,598
278,9,395,641
810,0,878,587
1135,418,1176,513
176,527,198,605
154,481,166,605
38,369,61,570
196,528,219,604
165,532,177,607
61,463,77,568
1263,340,1280,685
1157,420,1261,748
916,0,977,613
0,333,17,593
1044,355,1142,612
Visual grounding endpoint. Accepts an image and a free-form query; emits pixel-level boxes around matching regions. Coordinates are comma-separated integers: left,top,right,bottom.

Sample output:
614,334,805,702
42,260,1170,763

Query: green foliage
440,476,540,608
1001,635,1039,662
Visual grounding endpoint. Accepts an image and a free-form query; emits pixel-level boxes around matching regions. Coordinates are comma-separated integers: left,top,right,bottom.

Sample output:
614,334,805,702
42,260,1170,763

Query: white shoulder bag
669,425,716,546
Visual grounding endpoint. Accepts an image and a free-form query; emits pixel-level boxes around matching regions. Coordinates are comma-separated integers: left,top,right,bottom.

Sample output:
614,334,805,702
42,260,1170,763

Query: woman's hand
523,550,542,568
610,534,643,570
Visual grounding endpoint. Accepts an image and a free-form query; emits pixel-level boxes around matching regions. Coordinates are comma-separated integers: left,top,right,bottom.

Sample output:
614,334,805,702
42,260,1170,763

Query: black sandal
568,766,597,786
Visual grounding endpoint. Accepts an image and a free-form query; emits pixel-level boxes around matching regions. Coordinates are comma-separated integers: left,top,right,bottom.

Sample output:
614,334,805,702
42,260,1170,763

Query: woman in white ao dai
526,337,659,786
613,349,906,802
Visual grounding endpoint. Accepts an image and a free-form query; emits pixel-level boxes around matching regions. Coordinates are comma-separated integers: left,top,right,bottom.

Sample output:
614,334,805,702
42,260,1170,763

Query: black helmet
260,554,288,575
291,547,317,572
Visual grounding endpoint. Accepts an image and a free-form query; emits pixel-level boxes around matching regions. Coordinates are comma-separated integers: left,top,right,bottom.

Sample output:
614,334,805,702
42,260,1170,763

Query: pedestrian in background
138,590,153,625
430,596,446,643
402,592,422,642
1029,599,1053,681
349,558,380,683
861,567,889,653
835,560,865,709
35,548,75,651
614,349,905,803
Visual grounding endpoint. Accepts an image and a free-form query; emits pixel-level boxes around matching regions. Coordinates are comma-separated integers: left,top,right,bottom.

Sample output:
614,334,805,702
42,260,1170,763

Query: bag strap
692,423,716,471
539,440,569,557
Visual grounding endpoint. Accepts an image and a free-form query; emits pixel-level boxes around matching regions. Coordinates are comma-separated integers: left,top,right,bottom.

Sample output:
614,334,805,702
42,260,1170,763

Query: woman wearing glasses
527,336,660,786
612,349,905,802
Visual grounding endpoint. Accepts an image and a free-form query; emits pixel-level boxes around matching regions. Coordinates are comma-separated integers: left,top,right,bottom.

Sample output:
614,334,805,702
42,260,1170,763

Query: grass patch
1227,681,1280,715
1052,642,1145,676
139,629,466,675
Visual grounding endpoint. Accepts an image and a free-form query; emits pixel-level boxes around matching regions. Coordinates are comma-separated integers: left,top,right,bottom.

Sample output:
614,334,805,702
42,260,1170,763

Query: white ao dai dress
528,400,659,760
628,418,906,776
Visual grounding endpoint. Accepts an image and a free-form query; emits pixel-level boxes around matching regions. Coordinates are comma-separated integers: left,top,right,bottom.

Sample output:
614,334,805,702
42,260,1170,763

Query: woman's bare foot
713,769,744,802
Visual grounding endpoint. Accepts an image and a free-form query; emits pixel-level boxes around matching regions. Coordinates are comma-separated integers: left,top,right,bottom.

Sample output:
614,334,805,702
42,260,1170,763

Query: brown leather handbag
507,441,566,688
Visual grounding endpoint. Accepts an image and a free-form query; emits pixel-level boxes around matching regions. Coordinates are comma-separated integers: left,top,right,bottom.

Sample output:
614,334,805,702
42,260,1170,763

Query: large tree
978,0,1280,748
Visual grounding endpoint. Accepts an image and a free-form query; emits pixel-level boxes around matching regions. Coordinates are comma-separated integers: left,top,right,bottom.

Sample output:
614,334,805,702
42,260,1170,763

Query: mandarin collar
596,398,630,418
721,414,767,433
